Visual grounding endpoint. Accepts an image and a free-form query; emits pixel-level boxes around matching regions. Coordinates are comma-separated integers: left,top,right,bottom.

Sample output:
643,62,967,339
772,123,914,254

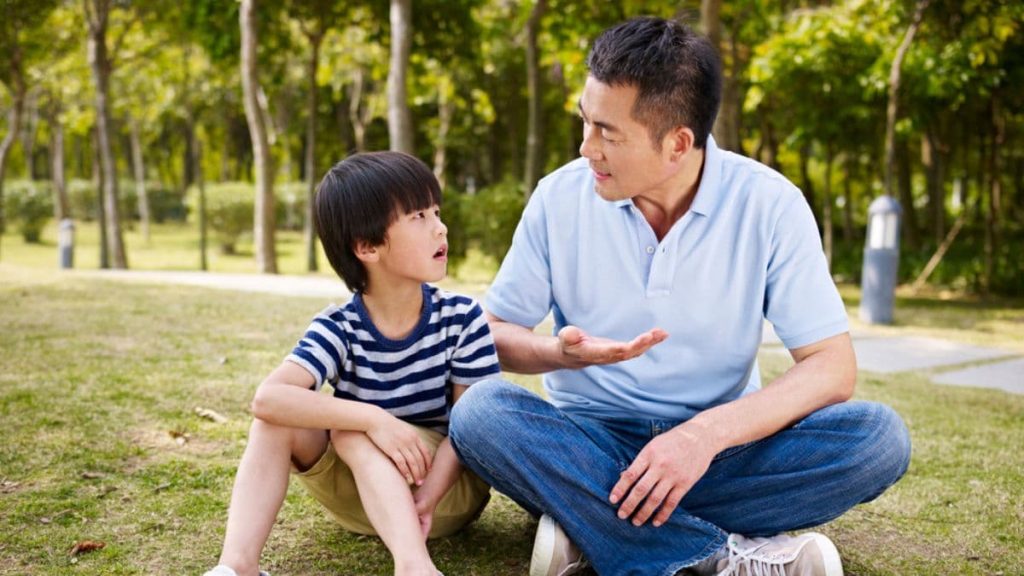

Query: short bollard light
58,218,75,269
859,196,901,324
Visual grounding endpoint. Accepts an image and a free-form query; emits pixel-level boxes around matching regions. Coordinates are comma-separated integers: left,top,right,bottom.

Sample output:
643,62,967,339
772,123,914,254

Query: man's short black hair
587,16,722,150
314,151,442,293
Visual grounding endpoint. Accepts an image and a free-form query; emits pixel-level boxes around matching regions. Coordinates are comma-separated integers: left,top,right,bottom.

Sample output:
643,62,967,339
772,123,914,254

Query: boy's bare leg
332,431,438,576
217,419,328,576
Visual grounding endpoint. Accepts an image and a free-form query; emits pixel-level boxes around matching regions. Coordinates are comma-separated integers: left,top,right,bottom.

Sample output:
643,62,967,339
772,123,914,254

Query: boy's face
373,204,449,285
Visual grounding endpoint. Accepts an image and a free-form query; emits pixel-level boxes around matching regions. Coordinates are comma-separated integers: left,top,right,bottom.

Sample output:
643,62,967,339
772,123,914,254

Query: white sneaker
203,565,270,576
529,514,589,576
716,532,843,576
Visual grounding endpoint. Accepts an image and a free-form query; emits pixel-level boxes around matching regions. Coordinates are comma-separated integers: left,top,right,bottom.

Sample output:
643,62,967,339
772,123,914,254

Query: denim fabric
449,379,911,576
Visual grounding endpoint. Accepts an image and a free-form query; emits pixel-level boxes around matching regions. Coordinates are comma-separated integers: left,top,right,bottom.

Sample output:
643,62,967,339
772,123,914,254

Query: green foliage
65,179,186,224
444,179,526,268
2,181,54,242
187,182,254,254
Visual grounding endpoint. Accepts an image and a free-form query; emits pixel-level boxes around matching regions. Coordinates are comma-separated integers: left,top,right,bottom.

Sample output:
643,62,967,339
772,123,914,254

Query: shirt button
646,245,655,254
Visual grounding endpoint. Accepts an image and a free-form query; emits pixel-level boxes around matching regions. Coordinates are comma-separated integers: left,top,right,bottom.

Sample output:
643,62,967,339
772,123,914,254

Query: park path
90,269,1023,395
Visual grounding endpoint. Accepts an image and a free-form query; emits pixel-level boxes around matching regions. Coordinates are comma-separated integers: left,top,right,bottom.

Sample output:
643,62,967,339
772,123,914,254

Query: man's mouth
592,167,611,181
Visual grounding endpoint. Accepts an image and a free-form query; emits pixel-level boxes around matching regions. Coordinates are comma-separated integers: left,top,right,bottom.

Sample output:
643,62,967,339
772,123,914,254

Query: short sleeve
485,191,554,328
285,306,348,390
764,196,849,349
449,302,501,385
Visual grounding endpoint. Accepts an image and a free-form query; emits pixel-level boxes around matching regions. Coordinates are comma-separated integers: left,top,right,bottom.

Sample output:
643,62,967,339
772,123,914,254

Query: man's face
577,77,679,203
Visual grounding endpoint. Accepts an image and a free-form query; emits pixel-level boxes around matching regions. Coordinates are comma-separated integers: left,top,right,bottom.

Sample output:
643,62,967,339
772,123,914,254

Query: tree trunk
349,68,369,153
240,0,278,273
50,103,70,221
799,142,820,225
304,30,323,272
93,128,109,268
841,154,854,245
0,37,26,260
21,90,39,179
922,129,945,244
432,75,452,190
523,0,546,196
702,0,740,152
387,0,414,154
896,137,918,250
86,0,128,269
883,0,929,207
194,133,208,272
822,143,834,270
129,119,150,243
983,95,1004,295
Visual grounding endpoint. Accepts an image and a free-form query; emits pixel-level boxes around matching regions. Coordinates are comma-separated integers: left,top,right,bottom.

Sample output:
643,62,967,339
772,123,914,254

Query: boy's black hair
314,151,442,293
587,17,722,150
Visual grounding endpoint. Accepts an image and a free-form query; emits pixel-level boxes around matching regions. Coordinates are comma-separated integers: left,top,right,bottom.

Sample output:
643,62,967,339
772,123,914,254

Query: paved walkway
91,269,1023,395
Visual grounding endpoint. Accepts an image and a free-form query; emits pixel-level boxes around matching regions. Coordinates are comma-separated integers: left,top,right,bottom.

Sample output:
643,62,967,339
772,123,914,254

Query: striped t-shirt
286,284,500,432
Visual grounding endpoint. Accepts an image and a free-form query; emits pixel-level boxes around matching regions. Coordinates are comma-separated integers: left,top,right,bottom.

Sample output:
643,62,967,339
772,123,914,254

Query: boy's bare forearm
252,368,388,432
414,438,462,510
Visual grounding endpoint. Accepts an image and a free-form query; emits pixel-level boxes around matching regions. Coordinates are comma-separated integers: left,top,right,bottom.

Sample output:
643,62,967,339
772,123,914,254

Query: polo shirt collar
611,135,725,216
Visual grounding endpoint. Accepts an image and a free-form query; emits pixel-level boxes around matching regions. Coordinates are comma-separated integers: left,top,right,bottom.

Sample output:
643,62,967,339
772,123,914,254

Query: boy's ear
353,240,380,263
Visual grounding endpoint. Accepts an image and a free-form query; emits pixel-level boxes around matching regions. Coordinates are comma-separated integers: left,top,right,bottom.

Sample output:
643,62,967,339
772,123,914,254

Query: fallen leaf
0,480,22,493
69,540,105,556
194,407,228,424
168,430,191,446
81,471,105,480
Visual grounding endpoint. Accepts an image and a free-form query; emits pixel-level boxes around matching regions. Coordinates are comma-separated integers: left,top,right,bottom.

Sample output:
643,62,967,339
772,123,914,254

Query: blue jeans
448,379,911,576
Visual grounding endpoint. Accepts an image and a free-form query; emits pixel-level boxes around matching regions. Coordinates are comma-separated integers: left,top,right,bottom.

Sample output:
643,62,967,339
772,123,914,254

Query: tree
387,0,414,153
289,0,347,273
83,0,131,269
0,0,57,260
523,0,547,195
239,0,277,273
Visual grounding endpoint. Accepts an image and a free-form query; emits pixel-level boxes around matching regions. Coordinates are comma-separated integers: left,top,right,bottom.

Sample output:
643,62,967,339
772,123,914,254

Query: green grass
0,261,1021,575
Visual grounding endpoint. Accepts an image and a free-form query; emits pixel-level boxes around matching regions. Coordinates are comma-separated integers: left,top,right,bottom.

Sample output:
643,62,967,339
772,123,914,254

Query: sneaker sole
806,532,844,576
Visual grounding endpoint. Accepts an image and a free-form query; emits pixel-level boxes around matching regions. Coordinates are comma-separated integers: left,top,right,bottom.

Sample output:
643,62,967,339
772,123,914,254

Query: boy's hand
413,493,436,539
367,415,433,485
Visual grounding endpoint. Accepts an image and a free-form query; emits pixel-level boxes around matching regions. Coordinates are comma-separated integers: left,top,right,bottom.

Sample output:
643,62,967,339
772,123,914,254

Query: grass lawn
1,255,1022,574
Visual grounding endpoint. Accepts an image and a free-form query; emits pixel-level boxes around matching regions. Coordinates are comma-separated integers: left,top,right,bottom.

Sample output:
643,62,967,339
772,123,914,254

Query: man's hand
609,423,717,527
366,415,433,486
558,325,668,368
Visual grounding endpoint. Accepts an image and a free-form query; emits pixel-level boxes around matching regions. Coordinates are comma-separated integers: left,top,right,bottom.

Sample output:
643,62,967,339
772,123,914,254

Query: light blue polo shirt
486,137,849,420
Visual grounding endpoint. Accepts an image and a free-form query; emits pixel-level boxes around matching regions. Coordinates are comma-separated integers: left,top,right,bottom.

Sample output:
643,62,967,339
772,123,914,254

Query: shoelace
719,541,789,576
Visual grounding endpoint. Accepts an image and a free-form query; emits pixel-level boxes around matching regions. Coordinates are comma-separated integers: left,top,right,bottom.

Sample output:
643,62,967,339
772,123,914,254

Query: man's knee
450,378,523,437
839,401,912,498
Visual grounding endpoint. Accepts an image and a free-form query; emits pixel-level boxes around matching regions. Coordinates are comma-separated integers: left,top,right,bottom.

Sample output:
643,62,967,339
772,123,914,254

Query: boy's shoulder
426,284,483,312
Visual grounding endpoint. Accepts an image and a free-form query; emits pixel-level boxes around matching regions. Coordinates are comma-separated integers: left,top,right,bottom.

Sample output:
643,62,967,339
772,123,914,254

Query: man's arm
485,311,668,374
610,332,857,527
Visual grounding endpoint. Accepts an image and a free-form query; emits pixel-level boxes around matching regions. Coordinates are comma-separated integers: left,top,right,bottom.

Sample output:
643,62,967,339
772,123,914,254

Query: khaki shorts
293,426,490,539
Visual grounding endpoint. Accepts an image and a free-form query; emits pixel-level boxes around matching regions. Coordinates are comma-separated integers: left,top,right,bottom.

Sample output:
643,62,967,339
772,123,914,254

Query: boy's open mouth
434,245,448,259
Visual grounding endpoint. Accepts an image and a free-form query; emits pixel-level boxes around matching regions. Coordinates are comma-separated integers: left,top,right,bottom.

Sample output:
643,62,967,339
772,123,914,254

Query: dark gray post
58,218,75,269
859,196,902,324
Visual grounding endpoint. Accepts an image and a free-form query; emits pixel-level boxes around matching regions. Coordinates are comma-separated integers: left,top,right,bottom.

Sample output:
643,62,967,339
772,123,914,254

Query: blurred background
1,0,1021,295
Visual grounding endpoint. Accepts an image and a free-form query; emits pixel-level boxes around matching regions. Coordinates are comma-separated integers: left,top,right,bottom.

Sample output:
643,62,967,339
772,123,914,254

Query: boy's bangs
390,168,443,216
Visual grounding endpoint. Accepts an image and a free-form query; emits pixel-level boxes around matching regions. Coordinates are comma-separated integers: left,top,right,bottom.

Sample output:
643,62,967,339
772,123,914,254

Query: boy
205,151,500,576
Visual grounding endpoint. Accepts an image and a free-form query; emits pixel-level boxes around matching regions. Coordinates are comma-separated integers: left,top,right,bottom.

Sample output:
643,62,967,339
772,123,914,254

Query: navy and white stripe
287,284,500,432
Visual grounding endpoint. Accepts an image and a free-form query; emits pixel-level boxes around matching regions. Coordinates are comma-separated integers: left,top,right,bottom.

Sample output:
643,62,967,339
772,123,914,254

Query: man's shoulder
533,157,592,198
718,150,799,195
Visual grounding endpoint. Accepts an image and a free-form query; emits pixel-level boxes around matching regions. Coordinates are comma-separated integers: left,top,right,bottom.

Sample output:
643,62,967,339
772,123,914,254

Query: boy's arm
412,385,471,535
252,361,433,484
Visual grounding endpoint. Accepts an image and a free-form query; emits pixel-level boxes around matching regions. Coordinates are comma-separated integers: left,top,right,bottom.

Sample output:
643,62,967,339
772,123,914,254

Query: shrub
187,182,254,254
3,181,54,243
67,179,187,223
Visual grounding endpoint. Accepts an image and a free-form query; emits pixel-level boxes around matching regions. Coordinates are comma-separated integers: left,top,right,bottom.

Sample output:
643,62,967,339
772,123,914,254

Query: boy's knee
329,429,373,459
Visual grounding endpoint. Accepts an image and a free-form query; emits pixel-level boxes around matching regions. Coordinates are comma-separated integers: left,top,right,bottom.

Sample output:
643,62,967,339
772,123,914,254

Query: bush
3,181,54,243
67,179,187,223
186,182,254,254
463,179,526,264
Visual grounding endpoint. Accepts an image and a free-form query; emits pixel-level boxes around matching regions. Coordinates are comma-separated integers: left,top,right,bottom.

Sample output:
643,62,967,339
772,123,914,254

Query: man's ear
667,126,695,162
353,240,380,263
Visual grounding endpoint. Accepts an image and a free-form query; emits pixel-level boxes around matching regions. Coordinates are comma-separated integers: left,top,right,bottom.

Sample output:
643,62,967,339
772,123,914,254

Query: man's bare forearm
485,311,565,374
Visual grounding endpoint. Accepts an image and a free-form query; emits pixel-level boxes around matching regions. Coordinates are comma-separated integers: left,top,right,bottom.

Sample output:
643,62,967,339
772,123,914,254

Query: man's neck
635,148,705,240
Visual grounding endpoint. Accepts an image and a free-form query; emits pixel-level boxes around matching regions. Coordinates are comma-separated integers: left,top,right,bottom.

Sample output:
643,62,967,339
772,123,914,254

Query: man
448,16,911,576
